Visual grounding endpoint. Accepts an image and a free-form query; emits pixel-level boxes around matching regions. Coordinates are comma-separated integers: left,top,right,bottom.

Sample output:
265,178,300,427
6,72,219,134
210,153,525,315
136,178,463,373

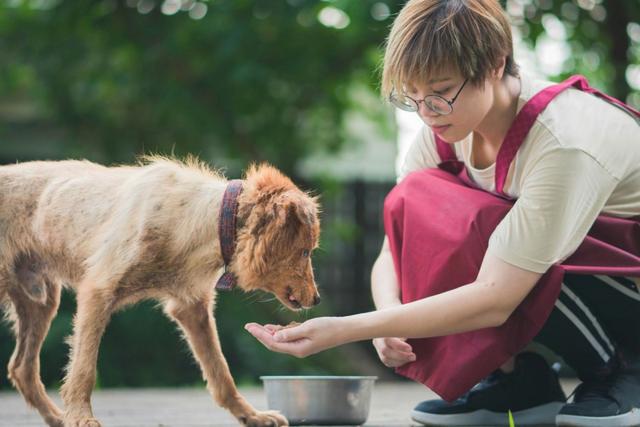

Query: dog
0,157,321,427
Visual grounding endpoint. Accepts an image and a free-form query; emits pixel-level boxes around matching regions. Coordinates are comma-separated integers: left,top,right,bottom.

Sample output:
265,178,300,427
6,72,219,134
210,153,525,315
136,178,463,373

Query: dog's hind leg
60,285,114,427
165,297,288,427
6,278,64,427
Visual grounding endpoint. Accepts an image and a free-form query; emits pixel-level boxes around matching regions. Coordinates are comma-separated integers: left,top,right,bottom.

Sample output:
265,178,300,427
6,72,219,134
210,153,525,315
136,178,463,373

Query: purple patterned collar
215,179,244,291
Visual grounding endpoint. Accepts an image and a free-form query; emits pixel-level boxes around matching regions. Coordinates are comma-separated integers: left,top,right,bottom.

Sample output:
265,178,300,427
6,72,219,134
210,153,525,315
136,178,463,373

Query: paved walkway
0,380,579,427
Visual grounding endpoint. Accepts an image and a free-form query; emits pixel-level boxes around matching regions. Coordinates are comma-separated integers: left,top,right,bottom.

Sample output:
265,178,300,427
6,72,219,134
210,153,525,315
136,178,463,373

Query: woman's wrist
328,316,355,347
339,310,387,344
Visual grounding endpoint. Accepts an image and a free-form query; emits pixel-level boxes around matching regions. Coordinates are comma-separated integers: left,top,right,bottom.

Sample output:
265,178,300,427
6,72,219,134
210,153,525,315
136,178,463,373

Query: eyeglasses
389,78,468,115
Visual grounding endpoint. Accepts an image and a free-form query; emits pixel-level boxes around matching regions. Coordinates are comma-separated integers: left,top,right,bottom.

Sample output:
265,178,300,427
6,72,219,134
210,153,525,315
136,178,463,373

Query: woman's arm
370,237,416,366
371,237,402,309
341,252,541,342
245,252,542,357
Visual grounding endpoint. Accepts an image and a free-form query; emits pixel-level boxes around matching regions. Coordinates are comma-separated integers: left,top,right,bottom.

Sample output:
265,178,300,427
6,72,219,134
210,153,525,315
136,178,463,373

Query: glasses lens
389,93,418,112
425,96,452,115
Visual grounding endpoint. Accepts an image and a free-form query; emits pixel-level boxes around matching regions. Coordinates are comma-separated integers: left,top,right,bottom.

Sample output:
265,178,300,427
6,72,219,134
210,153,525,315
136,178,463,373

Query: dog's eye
302,249,310,258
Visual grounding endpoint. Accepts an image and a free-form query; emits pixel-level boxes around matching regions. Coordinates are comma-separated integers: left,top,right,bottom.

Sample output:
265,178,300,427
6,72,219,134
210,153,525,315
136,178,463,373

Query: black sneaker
556,353,640,427
411,352,566,426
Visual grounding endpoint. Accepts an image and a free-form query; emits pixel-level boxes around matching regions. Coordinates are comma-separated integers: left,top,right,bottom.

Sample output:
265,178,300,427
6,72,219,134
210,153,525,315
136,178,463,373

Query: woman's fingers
273,323,309,342
380,347,416,361
245,324,272,341
386,340,413,355
264,324,284,334
377,348,414,367
245,322,309,343
245,324,286,349
382,352,416,367
380,338,415,357
245,323,311,357
373,337,416,367
387,337,413,353
246,323,286,335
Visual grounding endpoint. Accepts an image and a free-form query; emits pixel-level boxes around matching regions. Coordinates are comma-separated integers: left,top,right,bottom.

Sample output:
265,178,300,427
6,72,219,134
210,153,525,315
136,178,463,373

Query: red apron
383,75,640,401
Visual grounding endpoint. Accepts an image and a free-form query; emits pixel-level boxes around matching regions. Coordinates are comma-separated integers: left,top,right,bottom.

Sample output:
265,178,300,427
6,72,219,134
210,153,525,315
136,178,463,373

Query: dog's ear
240,202,271,276
278,194,318,224
274,191,320,246
240,195,299,276
272,194,300,248
248,232,269,276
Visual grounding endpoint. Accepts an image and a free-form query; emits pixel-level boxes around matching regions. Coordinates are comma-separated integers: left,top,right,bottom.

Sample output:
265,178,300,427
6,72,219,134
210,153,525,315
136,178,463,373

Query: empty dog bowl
260,376,377,425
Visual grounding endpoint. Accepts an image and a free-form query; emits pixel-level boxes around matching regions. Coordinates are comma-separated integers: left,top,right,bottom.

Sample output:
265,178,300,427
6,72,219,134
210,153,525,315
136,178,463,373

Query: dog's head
233,164,321,310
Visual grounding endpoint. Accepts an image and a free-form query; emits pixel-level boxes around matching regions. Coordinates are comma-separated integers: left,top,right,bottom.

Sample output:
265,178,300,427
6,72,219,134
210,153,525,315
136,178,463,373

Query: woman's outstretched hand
244,317,344,358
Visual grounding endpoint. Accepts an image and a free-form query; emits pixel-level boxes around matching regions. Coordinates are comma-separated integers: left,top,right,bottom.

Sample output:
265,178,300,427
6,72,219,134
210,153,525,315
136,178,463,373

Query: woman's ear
494,56,507,80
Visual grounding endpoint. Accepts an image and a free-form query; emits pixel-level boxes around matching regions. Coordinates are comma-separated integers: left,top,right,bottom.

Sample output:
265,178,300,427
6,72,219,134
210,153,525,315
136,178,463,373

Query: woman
245,1,640,426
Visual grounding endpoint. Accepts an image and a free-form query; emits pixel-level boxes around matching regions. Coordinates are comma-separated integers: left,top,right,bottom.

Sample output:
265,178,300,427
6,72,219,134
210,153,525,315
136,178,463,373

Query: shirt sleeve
487,147,619,273
397,126,442,183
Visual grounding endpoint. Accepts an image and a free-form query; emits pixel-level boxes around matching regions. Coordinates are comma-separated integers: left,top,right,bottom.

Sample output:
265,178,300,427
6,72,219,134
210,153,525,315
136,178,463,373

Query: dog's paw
239,410,288,427
63,416,102,427
45,414,64,427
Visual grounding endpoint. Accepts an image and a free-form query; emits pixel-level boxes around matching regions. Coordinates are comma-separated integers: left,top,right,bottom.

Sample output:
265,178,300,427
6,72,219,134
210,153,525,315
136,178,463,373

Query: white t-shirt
397,74,640,273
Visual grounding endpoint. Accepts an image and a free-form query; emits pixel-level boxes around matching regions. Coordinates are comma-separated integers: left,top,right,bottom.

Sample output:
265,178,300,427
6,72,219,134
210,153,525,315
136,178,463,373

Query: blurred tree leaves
0,0,637,170
506,0,640,101
0,0,396,172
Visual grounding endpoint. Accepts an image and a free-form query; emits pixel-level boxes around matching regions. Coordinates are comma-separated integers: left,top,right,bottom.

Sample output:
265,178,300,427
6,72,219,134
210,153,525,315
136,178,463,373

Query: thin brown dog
0,157,321,427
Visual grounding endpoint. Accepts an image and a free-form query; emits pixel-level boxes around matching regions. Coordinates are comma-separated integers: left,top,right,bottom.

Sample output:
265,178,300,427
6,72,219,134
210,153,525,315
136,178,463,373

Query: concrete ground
0,379,579,427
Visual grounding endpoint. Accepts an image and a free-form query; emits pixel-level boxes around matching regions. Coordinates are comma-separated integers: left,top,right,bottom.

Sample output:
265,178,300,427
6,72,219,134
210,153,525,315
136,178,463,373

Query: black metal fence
309,179,396,316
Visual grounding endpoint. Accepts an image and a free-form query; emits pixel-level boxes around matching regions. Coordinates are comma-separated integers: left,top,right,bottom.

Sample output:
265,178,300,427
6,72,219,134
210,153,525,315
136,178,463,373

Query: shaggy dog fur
0,157,321,427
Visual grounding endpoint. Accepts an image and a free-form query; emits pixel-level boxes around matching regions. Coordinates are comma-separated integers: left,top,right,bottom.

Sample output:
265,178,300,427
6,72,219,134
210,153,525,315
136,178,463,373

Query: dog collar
215,179,244,291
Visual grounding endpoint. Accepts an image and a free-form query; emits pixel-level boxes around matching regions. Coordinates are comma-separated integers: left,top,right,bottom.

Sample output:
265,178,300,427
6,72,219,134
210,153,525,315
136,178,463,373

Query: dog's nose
313,294,321,306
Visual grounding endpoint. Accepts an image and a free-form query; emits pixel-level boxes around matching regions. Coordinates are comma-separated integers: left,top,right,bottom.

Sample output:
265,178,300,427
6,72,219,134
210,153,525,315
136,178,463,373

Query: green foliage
503,0,640,101
0,0,396,173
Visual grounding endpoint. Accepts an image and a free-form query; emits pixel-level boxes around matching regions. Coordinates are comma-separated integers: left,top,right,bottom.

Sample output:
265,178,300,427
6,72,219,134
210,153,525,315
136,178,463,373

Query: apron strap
435,134,465,175
434,75,639,197
495,75,640,196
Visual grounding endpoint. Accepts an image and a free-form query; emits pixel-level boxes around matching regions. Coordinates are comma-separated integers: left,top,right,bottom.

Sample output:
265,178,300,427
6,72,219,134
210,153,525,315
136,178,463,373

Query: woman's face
406,70,494,143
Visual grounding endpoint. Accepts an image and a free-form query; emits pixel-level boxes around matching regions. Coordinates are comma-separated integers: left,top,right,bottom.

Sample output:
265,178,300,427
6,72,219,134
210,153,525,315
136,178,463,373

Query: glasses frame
390,78,469,115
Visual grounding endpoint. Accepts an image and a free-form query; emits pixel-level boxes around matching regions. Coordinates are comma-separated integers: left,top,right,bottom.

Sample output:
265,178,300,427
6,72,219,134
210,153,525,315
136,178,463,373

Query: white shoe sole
556,408,640,427
410,401,564,426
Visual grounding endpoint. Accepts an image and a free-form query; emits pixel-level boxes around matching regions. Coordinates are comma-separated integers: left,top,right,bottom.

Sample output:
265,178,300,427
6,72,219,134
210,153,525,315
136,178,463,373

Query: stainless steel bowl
260,376,377,425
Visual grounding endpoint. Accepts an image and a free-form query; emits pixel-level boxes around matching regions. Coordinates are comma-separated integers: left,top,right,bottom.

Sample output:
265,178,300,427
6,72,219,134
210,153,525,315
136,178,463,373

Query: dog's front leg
60,288,113,427
165,299,288,427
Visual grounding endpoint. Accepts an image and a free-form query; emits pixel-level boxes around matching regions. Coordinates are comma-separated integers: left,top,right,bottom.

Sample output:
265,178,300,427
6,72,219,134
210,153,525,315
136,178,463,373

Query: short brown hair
381,0,519,96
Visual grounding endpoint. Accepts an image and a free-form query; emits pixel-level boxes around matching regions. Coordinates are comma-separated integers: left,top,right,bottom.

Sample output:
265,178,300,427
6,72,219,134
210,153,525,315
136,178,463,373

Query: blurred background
0,0,639,390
